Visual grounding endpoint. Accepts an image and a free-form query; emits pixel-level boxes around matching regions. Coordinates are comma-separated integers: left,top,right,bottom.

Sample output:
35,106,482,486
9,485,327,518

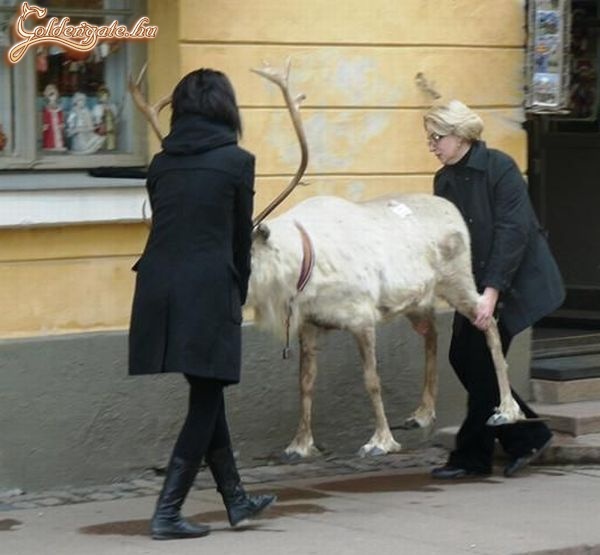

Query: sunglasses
427,132,447,145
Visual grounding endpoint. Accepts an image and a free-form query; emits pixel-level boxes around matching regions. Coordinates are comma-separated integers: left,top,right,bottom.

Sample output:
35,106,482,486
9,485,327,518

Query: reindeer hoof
282,444,320,461
486,412,512,426
401,417,424,430
281,451,304,463
358,445,387,457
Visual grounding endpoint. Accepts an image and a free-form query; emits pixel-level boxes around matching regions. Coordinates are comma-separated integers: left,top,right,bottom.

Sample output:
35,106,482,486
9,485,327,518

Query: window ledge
0,171,146,192
0,172,148,228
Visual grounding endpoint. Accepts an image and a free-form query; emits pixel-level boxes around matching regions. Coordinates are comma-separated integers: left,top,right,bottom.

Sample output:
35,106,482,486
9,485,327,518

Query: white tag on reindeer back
387,200,413,219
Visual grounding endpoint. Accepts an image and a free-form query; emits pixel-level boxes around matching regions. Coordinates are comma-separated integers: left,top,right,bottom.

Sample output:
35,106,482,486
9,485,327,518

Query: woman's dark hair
170,69,242,135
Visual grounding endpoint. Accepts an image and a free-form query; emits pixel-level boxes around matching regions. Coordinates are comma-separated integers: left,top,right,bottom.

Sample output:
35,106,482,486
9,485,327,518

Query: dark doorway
528,0,600,323
527,0,600,353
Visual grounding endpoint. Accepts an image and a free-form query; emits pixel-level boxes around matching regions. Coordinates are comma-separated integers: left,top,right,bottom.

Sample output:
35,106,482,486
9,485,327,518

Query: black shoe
224,486,277,527
431,465,491,480
151,456,211,540
206,446,277,527
152,514,210,541
503,437,552,478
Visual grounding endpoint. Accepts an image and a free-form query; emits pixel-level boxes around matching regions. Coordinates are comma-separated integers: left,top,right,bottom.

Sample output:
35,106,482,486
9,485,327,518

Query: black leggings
172,375,232,463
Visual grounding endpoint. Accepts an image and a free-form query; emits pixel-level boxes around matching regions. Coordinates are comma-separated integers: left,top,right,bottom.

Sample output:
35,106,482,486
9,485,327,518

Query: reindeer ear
253,223,270,242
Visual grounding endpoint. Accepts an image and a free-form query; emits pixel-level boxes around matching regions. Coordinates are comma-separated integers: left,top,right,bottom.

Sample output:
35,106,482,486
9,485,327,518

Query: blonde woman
423,100,564,479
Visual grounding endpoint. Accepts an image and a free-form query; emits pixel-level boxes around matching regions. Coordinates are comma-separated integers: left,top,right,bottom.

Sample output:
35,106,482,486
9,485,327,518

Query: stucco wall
0,314,531,492
0,0,526,339
181,0,527,215
0,223,144,338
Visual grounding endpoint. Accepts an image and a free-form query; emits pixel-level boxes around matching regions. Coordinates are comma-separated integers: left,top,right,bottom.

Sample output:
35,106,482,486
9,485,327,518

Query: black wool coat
128,115,254,383
434,141,565,336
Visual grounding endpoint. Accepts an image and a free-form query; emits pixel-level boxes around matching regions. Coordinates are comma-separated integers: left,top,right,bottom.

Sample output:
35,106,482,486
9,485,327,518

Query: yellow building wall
0,225,147,337
181,0,527,216
0,0,527,338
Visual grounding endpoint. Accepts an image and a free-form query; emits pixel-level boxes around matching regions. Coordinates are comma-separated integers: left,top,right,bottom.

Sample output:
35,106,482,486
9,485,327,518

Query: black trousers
447,314,552,473
172,375,232,463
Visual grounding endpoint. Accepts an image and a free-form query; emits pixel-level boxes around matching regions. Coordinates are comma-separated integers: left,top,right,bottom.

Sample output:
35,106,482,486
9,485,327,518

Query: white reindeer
129,60,525,460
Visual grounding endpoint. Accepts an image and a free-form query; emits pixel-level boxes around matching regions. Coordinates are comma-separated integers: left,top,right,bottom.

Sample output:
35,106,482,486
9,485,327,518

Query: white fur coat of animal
248,193,522,458
249,193,471,337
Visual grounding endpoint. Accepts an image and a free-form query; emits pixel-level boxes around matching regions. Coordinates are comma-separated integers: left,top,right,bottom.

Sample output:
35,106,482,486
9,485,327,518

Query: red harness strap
283,221,315,359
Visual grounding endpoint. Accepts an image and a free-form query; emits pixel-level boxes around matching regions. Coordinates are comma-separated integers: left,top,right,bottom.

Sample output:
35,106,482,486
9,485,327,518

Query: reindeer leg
283,323,320,460
439,265,527,428
484,319,525,426
404,313,438,429
353,326,401,457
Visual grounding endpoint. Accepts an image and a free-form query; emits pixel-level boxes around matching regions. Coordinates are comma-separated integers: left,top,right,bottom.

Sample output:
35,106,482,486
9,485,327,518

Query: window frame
0,1,148,172
525,0,572,114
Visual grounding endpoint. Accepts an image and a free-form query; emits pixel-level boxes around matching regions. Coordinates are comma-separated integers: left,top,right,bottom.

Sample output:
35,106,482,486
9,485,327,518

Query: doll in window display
66,92,105,154
92,85,118,150
42,84,67,152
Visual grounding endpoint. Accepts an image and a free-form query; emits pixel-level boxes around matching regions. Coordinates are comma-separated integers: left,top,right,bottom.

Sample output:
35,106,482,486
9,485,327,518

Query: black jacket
434,141,564,336
128,115,255,382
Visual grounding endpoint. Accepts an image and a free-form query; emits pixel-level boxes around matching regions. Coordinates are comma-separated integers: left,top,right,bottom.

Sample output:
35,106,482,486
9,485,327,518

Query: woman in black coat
129,69,275,540
422,100,565,479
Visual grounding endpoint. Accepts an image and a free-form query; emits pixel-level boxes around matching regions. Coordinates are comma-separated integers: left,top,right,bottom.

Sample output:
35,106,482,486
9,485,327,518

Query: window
525,0,571,114
525,0,600,132
0,0,147,171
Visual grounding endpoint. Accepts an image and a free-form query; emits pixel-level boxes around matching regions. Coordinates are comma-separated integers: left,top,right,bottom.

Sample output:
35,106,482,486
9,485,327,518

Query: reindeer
129,60,525,459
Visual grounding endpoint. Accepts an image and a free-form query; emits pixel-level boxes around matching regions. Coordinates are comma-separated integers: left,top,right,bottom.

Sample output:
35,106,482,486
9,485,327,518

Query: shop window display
526,0,600,129
0,0,146,170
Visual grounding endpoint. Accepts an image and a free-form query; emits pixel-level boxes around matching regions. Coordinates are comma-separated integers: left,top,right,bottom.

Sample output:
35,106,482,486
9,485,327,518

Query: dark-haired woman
129,69,275,540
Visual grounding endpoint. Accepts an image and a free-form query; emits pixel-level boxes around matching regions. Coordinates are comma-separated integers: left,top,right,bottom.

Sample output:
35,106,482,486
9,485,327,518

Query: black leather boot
206,446,276,527
150,456,210,540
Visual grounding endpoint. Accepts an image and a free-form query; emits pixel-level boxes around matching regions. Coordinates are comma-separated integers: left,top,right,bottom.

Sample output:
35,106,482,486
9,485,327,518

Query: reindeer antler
128,63,172,143
251,58,309,228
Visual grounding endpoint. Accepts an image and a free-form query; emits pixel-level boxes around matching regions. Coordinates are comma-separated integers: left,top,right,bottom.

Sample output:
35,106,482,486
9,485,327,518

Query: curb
0,447,447,512
434,427,600,465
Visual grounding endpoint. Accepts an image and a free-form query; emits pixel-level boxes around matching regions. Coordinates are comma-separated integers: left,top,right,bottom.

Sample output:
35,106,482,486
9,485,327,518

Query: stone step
532,377,600,404
530,400,600,436
531,354,600,381
433,426,600,466
532,331,600,359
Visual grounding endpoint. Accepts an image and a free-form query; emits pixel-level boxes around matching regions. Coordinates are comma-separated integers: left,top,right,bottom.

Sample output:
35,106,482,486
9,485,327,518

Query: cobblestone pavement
0,447,448,512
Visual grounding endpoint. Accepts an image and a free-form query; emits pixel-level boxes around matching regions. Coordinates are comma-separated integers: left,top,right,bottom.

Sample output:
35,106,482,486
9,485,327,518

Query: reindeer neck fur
248,217,306,338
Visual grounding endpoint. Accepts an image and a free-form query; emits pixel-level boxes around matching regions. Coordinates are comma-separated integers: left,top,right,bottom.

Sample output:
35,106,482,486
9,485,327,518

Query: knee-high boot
150,456,211,540
206,446,276,527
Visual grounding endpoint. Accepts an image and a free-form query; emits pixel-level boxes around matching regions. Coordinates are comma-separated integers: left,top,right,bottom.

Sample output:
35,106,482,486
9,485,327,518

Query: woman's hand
473,287,499,331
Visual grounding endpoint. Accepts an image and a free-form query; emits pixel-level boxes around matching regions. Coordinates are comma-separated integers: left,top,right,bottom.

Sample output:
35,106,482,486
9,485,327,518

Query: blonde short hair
424,100,484,142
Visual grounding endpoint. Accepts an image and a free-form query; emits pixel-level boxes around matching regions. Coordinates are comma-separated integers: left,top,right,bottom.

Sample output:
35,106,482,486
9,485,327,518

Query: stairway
433,329,600,466
529,330,600,463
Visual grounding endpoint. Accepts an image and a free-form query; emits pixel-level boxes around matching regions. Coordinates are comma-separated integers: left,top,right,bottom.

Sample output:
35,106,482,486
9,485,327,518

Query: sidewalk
2,447,600,555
